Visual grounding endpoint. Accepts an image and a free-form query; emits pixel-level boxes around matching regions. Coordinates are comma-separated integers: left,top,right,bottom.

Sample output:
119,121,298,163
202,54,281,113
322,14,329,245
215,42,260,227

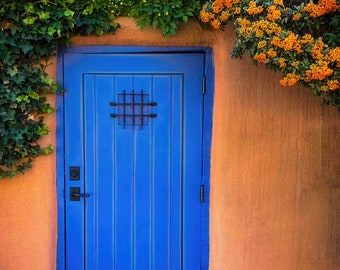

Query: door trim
56,46,214,270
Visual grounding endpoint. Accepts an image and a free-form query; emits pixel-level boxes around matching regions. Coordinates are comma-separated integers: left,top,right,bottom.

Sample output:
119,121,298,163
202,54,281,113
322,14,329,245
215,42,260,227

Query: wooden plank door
63,52,205,270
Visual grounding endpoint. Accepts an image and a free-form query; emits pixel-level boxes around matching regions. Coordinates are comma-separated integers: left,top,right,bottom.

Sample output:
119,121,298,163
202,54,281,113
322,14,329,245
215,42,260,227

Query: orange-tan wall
0,17,339,269
0,62,57,270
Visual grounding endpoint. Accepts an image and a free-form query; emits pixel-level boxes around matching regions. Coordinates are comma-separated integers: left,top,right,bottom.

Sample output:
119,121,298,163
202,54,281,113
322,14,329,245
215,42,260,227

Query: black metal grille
110,90,157,127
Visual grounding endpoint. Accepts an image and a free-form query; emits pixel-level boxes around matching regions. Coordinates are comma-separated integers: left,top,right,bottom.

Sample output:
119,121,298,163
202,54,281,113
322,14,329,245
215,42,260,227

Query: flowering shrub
200,0,340,112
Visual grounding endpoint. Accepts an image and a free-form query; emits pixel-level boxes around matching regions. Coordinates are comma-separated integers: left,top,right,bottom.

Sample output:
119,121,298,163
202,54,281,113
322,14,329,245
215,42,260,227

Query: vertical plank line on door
180,75,184,270
132,75,136,270
151,75,155,270
112,75,116,270
168,75,173,270
113,75,118,270
83,73,88,270
94,75,98,270
83,73,86,270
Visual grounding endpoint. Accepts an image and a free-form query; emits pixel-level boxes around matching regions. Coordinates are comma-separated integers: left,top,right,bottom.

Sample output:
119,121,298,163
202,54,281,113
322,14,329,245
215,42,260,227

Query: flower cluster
270,32,303,53
280,73,301,86
304,0,339,18
266,5,281,21
247,1,264,15
200,0,340,110
200,0,240,28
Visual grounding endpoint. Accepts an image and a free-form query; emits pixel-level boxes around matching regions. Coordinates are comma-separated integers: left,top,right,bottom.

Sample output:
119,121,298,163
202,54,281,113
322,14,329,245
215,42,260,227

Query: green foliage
109,0,140,16
322,12,340,47
129,0,203,36
0,0,118,178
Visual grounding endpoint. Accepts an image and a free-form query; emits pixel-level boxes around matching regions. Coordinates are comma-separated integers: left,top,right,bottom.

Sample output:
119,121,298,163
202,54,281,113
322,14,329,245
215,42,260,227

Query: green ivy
129,0,202,36
0,0,118,178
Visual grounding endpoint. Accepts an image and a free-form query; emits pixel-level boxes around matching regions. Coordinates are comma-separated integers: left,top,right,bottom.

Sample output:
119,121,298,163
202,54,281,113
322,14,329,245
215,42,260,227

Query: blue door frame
56,46,214,270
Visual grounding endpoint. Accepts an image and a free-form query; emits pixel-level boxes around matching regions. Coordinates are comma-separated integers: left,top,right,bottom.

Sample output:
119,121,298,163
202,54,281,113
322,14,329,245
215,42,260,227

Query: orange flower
304,61,333,82
236,17,251,27
301,34,314,44
252,20,281,35
311,40,324,60
270,32,303,53
267,5,281,21
220,11,231,22
255,29,264,37
325,47,340,67
277,58,286,67
292,13,301,21
280,73,301,86
267,48,277,58
236,18,252,37
253,53,267,63
270,36,281,47
210,19,221,29
282,32,302,53
304,0,339,18
238,27,252,37
200,10,211,23
223,0,239,8
212,1,224,13
233,7,241,14
274,0,284,6
327,79,340,91
257,40,267,48
247,1,264,15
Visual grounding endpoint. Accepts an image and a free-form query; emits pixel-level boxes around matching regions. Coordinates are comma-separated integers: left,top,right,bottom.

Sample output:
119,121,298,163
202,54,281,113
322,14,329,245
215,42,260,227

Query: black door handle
70,187,90,201
73,193,90,197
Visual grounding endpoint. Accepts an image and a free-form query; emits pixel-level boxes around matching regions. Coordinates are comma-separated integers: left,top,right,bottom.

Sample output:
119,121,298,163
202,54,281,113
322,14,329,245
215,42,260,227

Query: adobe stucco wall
0,79,57,269
0,17,339,269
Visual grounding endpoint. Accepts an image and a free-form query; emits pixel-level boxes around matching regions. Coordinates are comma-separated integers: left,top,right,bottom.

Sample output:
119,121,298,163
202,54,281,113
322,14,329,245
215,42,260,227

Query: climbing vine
0,0,339,178
0,0,118,178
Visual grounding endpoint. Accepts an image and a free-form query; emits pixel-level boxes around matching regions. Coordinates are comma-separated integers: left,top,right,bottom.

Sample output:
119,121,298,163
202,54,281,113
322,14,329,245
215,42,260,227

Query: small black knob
70,166,80,180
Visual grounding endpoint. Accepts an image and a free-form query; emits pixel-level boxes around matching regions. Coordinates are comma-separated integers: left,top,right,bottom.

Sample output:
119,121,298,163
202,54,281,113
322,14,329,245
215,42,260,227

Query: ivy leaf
20,44,34,54
16,94,29,103
42,145,54,155
28,90,40,100
7,66,18,77
47,26,56,36
23,17,36,25
25,4,35,13
34,124,49,136
40,104,56,114
64,9,75,18
38,11,50,21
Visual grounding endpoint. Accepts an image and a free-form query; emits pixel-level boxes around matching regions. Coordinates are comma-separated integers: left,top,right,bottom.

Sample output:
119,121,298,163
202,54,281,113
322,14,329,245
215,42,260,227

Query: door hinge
200,184,205,203
202,76,206,95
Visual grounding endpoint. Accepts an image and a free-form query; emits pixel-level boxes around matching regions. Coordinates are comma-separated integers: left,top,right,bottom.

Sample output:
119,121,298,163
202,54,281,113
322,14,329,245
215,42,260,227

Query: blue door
63,51,206,269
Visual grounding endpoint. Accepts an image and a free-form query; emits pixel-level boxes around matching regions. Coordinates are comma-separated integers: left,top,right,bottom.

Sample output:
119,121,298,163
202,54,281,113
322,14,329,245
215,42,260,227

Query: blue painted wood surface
63,52,206,269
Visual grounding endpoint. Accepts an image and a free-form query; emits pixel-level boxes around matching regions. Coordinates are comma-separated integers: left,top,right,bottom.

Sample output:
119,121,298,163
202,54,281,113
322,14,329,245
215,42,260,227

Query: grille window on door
110,90,157,127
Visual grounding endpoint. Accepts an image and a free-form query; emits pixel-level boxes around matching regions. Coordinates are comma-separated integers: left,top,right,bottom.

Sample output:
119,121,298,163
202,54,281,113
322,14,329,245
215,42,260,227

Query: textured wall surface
0,59,57,270
0,17,339,269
